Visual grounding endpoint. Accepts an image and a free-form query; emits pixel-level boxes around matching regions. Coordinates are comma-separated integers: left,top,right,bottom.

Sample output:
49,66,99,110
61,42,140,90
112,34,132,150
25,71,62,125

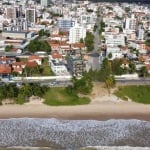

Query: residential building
5,7,17,19
105,33,125,46
69,23,86,44
57,18,74,32
25,8,36,24
41,0,48,7
28,55,42,65
49,53,68,75
84,53,101,72
137,25,145,40
67,55,85,76
0,64,11,78
106,46,123,60
125,14,137,31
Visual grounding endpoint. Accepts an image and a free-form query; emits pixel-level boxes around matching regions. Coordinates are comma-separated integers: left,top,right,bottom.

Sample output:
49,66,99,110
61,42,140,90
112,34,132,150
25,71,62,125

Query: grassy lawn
114,85,150,104
43,87,90,106
41,58,54,76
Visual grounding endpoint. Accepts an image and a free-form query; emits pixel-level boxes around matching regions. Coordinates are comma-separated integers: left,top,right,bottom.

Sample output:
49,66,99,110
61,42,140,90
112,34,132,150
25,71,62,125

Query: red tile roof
0,64,11,74
13,67,22,73
72,43,86,48
26,62,38,68
146,46,150,51
12,62,26,66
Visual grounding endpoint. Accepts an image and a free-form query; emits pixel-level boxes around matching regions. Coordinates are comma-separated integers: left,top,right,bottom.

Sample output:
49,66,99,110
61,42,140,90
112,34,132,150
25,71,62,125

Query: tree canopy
0,83,49,104
84,32,94,52
27,39,51,53
145,39,150,47
72,75,93,95
38,29,50,37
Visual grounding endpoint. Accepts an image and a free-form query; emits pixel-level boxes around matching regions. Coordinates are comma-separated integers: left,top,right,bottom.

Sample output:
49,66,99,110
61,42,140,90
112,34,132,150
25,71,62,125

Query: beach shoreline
0,83,150,121
0,102,150,121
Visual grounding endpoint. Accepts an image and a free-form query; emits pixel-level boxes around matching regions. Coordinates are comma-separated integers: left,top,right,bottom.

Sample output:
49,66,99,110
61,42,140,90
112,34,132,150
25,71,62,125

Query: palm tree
105,76,116,95
140,66,148,78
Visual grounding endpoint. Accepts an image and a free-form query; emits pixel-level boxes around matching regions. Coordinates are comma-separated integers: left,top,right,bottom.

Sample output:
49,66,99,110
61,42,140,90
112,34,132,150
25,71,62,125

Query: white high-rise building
137,25,145,40
125,14,137,31
69,23,86,44
41,0,48,7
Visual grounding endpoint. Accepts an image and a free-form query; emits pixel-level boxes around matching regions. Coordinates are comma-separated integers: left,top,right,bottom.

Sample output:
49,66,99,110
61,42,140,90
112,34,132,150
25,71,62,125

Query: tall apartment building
25,8,36,24
5,5,22,19
125,14,137,31
137,25,145,40
69,23,86,44
57,18,74,32
41,0,48,7
5,7,16,19
67,56,85,76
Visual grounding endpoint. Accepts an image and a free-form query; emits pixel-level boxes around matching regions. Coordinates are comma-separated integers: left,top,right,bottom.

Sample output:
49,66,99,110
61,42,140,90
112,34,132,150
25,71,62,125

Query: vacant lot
43,87,90,106
114,85,150,104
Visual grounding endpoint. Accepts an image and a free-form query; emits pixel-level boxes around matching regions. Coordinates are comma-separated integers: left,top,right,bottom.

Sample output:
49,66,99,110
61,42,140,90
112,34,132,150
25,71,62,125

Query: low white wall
115,73,139,80
13,75,72,81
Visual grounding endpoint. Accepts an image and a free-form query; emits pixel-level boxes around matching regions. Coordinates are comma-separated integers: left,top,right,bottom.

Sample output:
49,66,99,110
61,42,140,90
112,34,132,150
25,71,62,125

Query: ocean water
0,118,149,150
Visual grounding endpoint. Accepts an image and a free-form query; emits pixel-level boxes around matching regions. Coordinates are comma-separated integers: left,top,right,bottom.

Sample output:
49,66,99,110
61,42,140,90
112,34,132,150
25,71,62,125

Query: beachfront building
67,55,86,76
49,53,68,75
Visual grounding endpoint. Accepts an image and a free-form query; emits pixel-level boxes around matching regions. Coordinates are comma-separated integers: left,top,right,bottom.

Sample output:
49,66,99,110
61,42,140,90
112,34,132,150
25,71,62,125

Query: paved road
0,79,73,87
116,78,150,85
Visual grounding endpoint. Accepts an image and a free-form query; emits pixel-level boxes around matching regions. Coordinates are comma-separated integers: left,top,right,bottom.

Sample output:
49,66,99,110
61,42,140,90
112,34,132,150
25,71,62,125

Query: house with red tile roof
13,67,23,74
0,64,11,75
12,62,26,69
0,56,16,64
12,62,26,75
26,61,38,68
28,55,42,65
71,43,86,54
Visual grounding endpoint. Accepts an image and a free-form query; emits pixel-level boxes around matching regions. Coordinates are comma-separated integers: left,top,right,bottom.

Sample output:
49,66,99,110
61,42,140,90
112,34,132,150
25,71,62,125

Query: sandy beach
0,83,150,121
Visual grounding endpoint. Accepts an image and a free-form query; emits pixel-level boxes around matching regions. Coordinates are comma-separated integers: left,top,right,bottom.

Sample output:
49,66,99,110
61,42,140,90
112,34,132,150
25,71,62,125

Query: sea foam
0,118,149,149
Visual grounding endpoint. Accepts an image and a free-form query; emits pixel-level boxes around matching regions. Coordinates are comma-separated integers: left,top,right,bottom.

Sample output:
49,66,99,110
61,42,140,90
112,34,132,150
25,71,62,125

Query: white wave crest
0,118,149,149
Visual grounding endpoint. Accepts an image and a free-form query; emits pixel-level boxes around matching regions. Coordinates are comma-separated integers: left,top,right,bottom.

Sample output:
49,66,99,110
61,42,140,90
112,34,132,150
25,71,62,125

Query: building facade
69,23,86,44
67,56,85,76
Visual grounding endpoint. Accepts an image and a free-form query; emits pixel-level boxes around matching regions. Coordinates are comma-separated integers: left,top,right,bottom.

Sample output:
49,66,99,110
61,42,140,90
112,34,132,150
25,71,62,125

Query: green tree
80,38,84,43
98,58,112,81
72,75,93,94
5,45,13,52
145,39,150,47
27,39,51,53
129,62,136,74
84,32,94,52
105,75,116,95
108,52,112,59
111,59,124,75
125,7,130,13
16,93,26,104
99,20,105,35
140,66,148,78
39,29,50,37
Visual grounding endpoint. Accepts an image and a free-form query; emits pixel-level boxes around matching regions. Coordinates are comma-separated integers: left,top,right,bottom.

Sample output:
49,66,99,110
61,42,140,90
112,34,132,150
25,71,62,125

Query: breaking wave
0,118,149,149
